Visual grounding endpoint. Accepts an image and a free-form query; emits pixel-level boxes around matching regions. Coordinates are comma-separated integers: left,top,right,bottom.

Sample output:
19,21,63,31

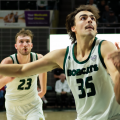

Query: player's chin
22,52,30,55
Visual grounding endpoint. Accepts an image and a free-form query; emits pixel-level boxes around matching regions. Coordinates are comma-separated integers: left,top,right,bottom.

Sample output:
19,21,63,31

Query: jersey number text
76,76,96,98
18,78,32,90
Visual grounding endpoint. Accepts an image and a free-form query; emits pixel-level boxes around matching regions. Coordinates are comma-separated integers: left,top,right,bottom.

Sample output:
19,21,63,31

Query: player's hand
38,91,45,98
108,42,120,72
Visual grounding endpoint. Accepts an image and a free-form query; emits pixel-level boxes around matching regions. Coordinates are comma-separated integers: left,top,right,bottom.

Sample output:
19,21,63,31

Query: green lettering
67,70,72,76
82,68,86,74
76,69,81,75
72,69,76,76
94,64,99,71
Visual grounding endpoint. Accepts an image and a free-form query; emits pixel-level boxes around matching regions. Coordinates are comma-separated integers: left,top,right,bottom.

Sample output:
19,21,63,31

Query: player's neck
75,36,94,61
17,53,31,64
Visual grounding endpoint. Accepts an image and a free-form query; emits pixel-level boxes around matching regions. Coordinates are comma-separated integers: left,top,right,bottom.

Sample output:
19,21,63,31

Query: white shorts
5,97,45,120
75,114,120,120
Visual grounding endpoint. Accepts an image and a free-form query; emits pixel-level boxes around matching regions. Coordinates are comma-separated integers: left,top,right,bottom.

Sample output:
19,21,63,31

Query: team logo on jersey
91,55,97,61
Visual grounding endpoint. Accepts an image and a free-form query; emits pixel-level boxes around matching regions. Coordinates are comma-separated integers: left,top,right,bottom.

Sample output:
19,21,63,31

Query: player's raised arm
101,40,120,104
0,48,66,78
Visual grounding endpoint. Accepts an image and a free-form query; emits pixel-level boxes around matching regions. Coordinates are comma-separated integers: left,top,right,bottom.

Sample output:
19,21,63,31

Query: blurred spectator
87,0,98,8
36,0,48,10
106,11,118,28
0,86,6,111
55,74,72,109
52,68,64,80
107,11,118,24
98,0,106,22
102,5,110,23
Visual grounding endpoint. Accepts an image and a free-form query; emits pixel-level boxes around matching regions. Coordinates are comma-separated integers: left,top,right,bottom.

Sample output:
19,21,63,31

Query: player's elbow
16,65,27,77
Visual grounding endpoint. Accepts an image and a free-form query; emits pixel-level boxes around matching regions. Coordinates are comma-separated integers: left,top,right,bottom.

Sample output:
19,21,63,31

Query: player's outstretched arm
101,41,120,104
0,57,15,89
0,49,66,78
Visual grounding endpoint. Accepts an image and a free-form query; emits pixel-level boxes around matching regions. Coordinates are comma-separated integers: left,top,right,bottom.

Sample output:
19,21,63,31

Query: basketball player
0,5,120,120
0,29,47,120
4,12,15,23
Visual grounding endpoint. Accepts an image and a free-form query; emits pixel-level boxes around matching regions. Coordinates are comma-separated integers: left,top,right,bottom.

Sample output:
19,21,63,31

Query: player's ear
71,26,76,32
14,44,17,50
96,30,98,34
31,43,33,49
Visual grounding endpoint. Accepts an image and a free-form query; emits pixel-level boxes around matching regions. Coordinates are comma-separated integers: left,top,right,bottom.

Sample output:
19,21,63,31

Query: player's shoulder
1,56,13,64
100,40,116,58
100,40,116,50
36,53,43,60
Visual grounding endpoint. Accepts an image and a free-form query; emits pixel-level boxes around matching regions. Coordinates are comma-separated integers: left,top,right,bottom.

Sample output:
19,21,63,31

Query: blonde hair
15,28,33,42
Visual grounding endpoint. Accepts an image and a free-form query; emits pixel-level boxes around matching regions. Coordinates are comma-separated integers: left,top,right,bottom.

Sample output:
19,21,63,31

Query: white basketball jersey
5,52,41,105
64,37,120,120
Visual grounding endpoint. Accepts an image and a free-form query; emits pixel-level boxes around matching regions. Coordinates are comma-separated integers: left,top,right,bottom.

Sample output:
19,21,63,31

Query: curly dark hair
65,5,100,43
15,28,34,42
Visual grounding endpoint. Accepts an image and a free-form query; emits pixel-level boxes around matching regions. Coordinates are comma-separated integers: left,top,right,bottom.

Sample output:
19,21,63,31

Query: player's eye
91,17,95,21
81,17,86,20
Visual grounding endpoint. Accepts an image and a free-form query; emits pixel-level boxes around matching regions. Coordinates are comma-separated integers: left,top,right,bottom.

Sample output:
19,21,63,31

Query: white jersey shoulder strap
10,52,38,64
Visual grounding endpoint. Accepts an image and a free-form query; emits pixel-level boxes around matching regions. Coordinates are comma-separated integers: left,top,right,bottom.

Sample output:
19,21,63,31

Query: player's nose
87,17,92,23
23,42,28,46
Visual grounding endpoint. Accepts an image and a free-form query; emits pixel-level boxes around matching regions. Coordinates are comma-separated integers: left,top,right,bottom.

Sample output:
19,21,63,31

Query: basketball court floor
0,110,77,120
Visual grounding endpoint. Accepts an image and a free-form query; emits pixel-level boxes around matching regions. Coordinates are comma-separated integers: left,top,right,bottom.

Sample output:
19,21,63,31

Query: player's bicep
1,57,13,65
101,41,118,83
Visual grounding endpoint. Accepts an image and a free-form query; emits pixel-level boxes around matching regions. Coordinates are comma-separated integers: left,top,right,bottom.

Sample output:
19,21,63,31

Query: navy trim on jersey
9,56,14,63
63,47,69,73
98,40,106,69
72,37,97,64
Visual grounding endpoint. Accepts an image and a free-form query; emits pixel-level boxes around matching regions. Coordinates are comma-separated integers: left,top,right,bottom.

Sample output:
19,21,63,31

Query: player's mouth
85,25,94,30
24,48,28,52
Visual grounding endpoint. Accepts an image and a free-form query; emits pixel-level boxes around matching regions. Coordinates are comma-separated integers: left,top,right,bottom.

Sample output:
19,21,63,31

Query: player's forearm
0,64,23,77
114,72,120,104
39,72,47,95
